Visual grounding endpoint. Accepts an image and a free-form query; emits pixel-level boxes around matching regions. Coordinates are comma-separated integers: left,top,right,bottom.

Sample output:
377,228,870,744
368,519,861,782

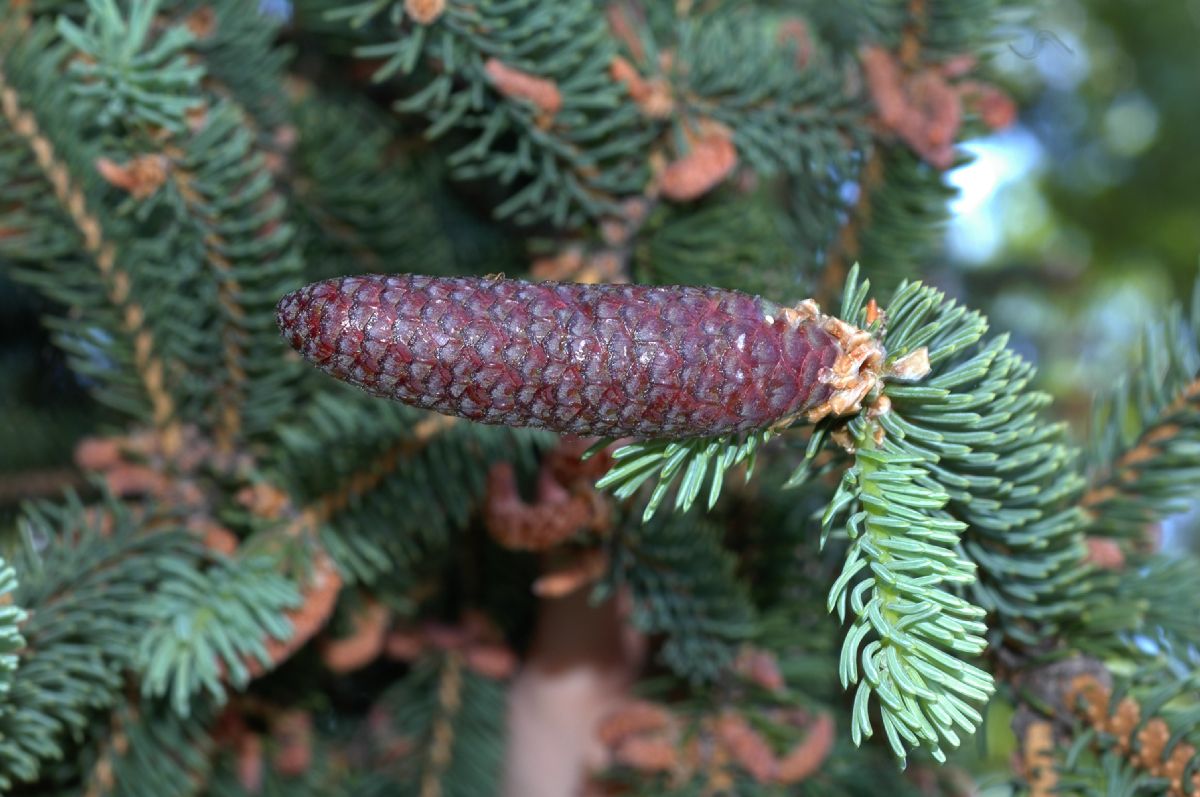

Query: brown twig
168,142,251,456
420,652,465,797
0,467,84,504
308,414,457,522
819,146,885,304
82,710,129,797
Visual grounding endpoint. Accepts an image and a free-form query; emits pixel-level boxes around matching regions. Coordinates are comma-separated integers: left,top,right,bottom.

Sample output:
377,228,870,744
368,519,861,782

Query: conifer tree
0,1,1196,796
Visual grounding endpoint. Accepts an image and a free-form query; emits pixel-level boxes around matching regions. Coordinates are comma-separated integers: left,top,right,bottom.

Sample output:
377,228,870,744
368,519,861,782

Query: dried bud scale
277,274,883,440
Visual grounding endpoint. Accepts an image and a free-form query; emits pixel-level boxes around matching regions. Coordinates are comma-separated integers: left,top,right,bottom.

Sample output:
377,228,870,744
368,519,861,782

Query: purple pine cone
276,274,845,440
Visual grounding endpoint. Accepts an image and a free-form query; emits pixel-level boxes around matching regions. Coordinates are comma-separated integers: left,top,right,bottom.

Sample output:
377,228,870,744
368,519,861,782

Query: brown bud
734,648,785,692
385,628,426,661
74,436,124,470
95,154,169,199
236,482,291,520
187,517,240,556
245,551,342,678
465,643,518,680
1085,537,1125,570
614,736,679,772
185,6,217,38
658,127,737,202
597,701,674,746
776,713,835,784
404,0,445,24
714,712,776,784
484,59,562,118
776,18,813,68
320,600,390,673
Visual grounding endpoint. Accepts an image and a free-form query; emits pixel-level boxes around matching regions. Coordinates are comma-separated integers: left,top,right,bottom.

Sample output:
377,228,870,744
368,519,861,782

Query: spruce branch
816,0,932,302
673,8,865,179
374,652,508,797
0,31,184,453
817,0,1014,297
1080,285,1200,541
61,0,306,452
840,267,1089,646
594,430,772,523
268,389,546,585
165,98,307,451
600,515,757,684
56,0,204,134
289,93,455,281
823,418,992,765
338,0,655,226
0,492,202,789
1061,672,1200,797
1068,555,1200,666
135,554,302,716
299,411,456,524
632,190,803,298
80,699,217,797
178,0,294,132
818,147,884,304
0,557,25,704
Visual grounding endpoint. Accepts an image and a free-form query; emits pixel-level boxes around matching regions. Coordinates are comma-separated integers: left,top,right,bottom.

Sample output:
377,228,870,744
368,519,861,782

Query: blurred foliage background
948,0,1194,382
939,0,1200,556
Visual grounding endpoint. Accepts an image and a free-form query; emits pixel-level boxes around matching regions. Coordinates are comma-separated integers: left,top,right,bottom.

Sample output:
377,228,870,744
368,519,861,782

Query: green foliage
1084,279,1200,540
335,0,653,226
166,97,307,441
57,0,204,133
823,433,992,765
601,515,757,683
594,430,772,523
136,554,300,716
270,386,549,586
79,699,217,797
814,264,1100,762
633,191,812,298
676,8,865,178
1053,747,1154,797
841,268,1089,645
1054,668,1200,797
853,146,959,293
1070,554,1200,666
0,493,202,789
182,0,294,130
289,94,455,281
3,0,1198,792
1,16,204,426
374,654,508,797
0,557,25,701
793,0,909,54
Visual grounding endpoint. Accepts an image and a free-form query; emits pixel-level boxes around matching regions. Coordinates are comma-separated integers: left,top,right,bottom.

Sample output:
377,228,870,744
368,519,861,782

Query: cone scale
276,274,863,440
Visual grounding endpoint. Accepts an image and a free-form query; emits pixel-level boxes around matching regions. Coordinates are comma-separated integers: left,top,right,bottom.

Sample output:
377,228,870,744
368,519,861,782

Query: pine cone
277,274,856,440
